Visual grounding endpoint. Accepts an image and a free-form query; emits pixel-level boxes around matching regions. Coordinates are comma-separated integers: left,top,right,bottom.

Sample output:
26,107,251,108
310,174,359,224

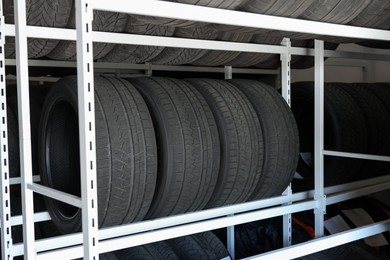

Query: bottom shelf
8,175,390,259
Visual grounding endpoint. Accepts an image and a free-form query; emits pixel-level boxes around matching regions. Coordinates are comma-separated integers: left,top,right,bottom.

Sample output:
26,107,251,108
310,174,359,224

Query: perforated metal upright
0,1,12,259
280,38,292,247
76,0,99,259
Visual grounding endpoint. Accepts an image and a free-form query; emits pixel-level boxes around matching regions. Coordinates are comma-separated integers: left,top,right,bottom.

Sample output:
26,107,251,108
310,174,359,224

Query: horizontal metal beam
5,59,279,74
244,219,390,259
4,26,390,62
326,181,390,205
291,47,390,62
10,175,40,185
94,0,390,41
324,150,390,162
27,183,82,208
92,31,286,54
33,201,317,258
11,173,390,257
4,24,76,41
10,212,51,226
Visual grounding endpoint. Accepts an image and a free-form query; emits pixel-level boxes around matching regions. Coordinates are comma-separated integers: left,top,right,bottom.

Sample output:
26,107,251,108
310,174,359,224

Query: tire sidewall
39,77,81,234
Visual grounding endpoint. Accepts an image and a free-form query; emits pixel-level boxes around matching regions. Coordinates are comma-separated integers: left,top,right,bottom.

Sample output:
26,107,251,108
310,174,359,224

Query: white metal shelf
1,0,390,259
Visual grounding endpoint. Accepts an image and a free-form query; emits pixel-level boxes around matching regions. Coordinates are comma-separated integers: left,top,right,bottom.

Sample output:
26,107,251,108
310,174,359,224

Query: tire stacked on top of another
39,76,158,233
337,83,390,179
39,76,299,233
291,82,390,191
184,78,264,207
47,10,128,60
228,79,299,200
147,26,219,65
291,82,368,191
101,17,176,64
128,77,220,218
3,0,73,58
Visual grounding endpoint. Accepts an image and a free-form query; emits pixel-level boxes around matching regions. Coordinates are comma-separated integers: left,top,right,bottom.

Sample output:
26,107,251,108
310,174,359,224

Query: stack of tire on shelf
291,82,390,191
38,75,299,235
218,196,390,259
5,83,62,245
3,0,390,72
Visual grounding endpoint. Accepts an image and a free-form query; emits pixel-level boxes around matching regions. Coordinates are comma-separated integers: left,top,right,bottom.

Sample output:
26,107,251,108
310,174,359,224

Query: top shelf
93,0,390,42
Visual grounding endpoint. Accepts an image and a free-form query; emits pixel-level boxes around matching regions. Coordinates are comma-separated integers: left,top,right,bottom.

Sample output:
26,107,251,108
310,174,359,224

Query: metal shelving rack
1,0,390,259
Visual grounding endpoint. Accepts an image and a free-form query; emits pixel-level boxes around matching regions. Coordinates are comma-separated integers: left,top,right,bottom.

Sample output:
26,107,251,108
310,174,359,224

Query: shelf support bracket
76,0,99,259
314,39,326,238
0,2,12,259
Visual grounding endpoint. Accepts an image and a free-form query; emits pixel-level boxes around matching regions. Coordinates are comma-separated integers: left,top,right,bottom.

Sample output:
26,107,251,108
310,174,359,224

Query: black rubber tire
287,0,371,40
115,242,179,260
355,3,390,48
4,0,73,58
178,0,242,9
101,17,175,64
6,93,20,179
148,26,219,65
192,232,231,259
300,0,370,24
226,35,282,68
291,82,367,191
6,85,45,178
164,233,218,260
241,0,313,17
214,0,313,34
229,80,299,199
99,252,120,260
338,83,390,179
47,11,128,60
350,0,390,28
129,77,220,219
190,31,253,66
39,76,157,233
185,78,263,208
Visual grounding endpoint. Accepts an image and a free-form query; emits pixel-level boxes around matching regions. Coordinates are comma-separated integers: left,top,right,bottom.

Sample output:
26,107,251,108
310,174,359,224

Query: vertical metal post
280,38,291,106
314,39,326,238
0,2,12,259
281,38,292,247
224,65,233,80
224,65,235,259
14,0,36,258
145,62,153,77
76,0,99,259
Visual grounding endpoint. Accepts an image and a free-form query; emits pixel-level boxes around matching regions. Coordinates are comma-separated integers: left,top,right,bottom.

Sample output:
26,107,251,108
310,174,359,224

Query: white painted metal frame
280,38,293,247
8,174,390,258
76,1,99,259
13,0,35,258
2,0,390,259
0,2,12,259
314,40,326,238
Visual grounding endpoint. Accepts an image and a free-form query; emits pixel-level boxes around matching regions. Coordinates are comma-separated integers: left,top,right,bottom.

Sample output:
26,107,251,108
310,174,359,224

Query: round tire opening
46,100,80,218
